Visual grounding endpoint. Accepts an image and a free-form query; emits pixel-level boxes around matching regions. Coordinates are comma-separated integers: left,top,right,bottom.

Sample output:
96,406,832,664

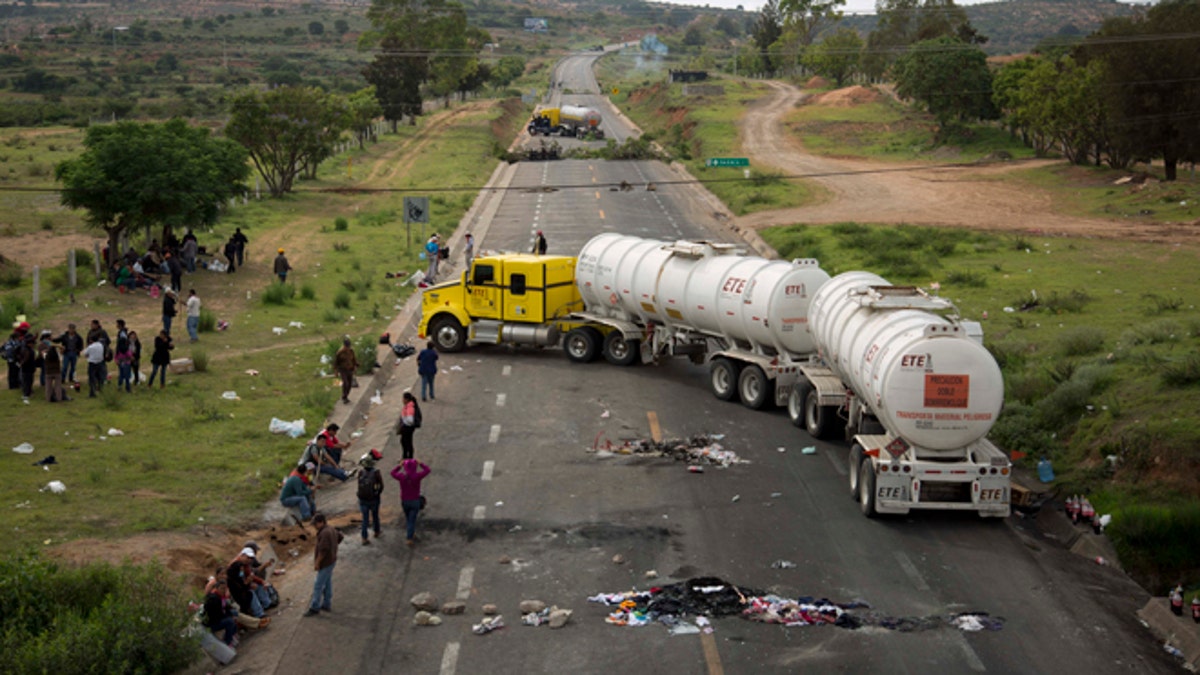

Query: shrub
1160,353,1200,387
333,289,351,309
1142,293,1183,314
321,308,343,323
262,282,295,306
99,383,123,409
1107,503,1200,593
334,217,348,231
0,552,199,675
1058,326,1105,357
332,242,349,252
0,259,21,288
300,284,316,300
943,269,987,288
198,308,216,333
191,348,208,373
354,335,377,375
70,248,93,268
299,385,335,418
1034,363,1114,430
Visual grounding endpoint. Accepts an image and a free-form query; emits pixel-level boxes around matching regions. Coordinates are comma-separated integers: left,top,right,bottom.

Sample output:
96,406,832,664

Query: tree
334,19,350,35
347,86,383,149
683,25,706,47
752,0,784,74
224,86,350,196
55,120,249,262
308,21,325,36
892,36,994,134
803,27,862,86
865,0,984,78
491,55,525,88
779,0,845,48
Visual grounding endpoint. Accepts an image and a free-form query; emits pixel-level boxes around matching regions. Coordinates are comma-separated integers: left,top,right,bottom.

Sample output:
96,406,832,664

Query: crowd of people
200,540,277,648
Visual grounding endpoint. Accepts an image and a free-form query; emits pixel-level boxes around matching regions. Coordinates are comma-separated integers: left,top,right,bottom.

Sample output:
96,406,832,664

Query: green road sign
705,157,749,168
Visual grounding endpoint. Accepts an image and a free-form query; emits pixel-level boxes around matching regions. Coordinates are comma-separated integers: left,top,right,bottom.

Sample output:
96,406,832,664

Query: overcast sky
659,0,1151,17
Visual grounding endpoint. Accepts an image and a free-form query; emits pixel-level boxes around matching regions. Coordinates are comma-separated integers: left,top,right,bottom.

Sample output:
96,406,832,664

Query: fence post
68,248,76,288
32,266,40,309
93,242,101,279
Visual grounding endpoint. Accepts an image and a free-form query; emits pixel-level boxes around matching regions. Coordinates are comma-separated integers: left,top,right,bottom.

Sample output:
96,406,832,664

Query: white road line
824,448,848,476
439,642,460,675
893,551,931,592
456,566,475,600
957,635,987,671
495,393,506,407
472,505,486,520
488,424,502,443
481,460,495,481
502,365,511,376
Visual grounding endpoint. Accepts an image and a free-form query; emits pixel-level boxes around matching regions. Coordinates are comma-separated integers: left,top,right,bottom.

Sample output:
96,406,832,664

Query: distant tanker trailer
528,105,605,139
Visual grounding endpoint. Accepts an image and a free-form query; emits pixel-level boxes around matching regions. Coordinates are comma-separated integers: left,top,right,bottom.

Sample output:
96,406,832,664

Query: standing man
40,331,65,403
274,248,291,284
334,338,358,405
16,332,37,402
356,449,384,545
304,513,343,616
84,334,106,397
180,235,198,274
417,341,438,402
424,234,440,283
161,289,177,336
5,321,30,390
395,392,422,459
165,252,183,293
464,233,475,269
223,237,238,274
232,228,249,268
56,323,83,387
532,230,547,255
186,289,202,343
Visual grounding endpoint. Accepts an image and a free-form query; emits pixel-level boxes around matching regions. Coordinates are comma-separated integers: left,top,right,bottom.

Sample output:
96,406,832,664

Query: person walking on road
532,230,547,255
304,513,343,616
186,289,202,343
334,338,358,405
357,449,384,545
274,249,291,284
417,341,438,401
464,233,475,269
390,458,430,546
395,391,422,459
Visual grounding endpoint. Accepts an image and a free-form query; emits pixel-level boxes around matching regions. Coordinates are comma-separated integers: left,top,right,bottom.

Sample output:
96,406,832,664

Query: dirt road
737,80,1192,242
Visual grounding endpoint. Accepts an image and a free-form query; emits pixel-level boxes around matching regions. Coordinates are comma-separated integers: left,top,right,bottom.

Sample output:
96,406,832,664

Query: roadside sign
705,157,749,168
404,196,429,224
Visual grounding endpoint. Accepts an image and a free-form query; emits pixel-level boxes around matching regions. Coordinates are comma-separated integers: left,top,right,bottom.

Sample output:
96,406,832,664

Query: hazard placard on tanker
923,374,969,408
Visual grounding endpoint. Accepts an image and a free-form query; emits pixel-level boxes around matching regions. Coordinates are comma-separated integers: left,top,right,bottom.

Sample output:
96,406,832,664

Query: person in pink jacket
390,458,430,546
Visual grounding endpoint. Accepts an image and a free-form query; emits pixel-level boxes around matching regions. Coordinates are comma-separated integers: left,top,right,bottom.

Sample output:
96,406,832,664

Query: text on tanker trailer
791,271,1010,519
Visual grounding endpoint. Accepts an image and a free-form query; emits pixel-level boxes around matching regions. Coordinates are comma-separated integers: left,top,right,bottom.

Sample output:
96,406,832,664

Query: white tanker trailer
792,271,1011,518
527,105,605,139
417,234,829,408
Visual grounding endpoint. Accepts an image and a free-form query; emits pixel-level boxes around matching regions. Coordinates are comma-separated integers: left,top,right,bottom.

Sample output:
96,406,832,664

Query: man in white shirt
83,336,106,397
186,289,202,343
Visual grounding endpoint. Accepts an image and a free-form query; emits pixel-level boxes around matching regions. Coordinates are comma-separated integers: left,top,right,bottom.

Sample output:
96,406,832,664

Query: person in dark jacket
532,230,547,255
203,579,239,647
6,321,30,390
274,249,291,283
16,332,38,401
149,329,173,389
356,450,384,545
55,323,83,385
161,289,177,336
304,513,343,616
417,341,438,401
232,228,249,267
224,238,238,274
165,252,183,292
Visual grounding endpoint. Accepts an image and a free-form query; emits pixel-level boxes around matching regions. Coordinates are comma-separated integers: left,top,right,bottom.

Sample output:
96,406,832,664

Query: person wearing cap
226,548,269,619
161,287,178,336
274,248,291,284
280,462,317,520
390,458,431,546
356,449,385,545
532,229,547,255
424,234,440,283
334,338,358,405
16,331,38,402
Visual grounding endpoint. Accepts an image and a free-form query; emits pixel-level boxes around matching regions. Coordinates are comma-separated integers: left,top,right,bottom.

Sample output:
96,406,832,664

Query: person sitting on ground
307,423,354,482
202,579,240,648
114,264,137,292
241,541,277,610
226,549,269,619
280,462,318,520
205,566,270,634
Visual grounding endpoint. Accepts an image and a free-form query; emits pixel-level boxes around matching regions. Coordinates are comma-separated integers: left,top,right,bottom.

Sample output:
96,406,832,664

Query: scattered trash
667,621,700,635
771,560,797,569
350,430,365,439
687,465,704,473
370,390,383,406
33,456,56,467
595,434,750,467
217,320,229,331
1036,457,1055,483
1094,557,1108,566
245,369,260,376
495,501,504,507
600,410,610,419
12,442,34,454
288,321,305,329
319,354,330,364
801,446,816,455
777,447,787,453
272,327,287,335
522,608,550,626
392,343,415,359
268,418,307,438
41,481,66,494
472,616,504,635
644,570,658,579
14,500,31,509
220,391,240,401
612,554,626,565
770,492,782,498
450,365,463,371
731,495,740,503
106,428,125,436
1163,643,1184,659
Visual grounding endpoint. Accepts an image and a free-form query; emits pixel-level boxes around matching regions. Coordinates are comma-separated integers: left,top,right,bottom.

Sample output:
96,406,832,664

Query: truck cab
418,254,582,352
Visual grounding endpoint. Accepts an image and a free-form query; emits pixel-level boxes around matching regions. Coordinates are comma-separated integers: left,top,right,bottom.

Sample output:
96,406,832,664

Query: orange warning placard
924,374,969,408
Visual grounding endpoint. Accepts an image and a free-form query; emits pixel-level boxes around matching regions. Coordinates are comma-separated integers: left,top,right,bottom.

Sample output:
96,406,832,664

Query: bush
354,335,377,375
198,308,216,333
334,217,348,231
70,248,93,268
299,385,335,418
1107,503,1200,593
262,282,295,306
300,284,316,300
0,552,198,675
1034,363,1114,430
333,289,351,309
943,269,987,288
0,259,21,288
1160,353,1200,387
191,348,208,373
1058,326,1105,357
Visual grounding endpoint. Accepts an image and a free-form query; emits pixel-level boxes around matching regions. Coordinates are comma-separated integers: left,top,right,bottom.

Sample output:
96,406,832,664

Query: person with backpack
396,391,422,460
356,449,384,545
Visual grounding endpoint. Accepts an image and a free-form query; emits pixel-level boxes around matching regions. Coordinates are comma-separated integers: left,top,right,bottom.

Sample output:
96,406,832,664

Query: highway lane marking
456,566,474,600
893,551,931,592
598,209,605,220
489,424,502,443
595,191,600,200
482,460,495,481
824,447,848,476
473,506,486,520
647,411,662,442
700,630,725,675
496,393,507,407
439,641,460,675
502,365,511,376
956,635,987,672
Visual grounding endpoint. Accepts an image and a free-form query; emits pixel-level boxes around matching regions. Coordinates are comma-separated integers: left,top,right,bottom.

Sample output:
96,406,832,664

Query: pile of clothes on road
598,434,748,467
589,576,1003,633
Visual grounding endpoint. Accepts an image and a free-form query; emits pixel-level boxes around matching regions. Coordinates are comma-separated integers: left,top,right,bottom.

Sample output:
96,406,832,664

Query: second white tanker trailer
792,271,1011,518
417,233,830,408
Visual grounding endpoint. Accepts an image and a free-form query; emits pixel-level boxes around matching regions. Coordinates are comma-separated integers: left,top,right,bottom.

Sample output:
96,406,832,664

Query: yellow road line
599,209,605,220
700,631,725,675
647,411,661,442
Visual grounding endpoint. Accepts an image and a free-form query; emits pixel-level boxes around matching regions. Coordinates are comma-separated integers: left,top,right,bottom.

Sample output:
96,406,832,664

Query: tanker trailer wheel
858,459,878,518
430,316,466,353
848,443,865,498
602,331,639,366
737,364,773,410
788,380,813,428
709,358,741,402
564,327,601,363
804,389,837,439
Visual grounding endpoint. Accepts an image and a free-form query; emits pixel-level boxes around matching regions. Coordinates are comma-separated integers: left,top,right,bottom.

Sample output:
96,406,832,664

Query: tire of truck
430,315,466,353
805,389,837,440
858,459,878,518
709,358,741,402
602,331,639,366
564,327,601,363
787,380,811,428
848,443,865,499
737,364,773,410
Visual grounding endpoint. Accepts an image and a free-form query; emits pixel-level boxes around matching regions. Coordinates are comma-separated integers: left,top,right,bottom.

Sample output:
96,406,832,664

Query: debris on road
472,616,504,635
414,611,442,626
801,446,817,455
771,560,797,569
592,434,749,467
411,592,440,612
